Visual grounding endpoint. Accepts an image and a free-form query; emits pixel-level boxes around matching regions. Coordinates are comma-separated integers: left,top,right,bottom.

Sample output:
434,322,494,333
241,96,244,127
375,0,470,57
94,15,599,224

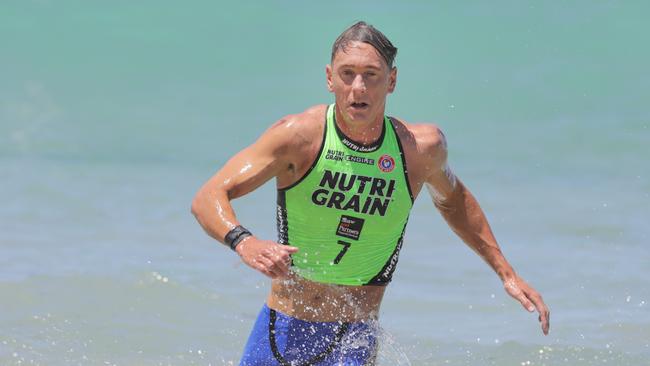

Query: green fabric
280,104,412,285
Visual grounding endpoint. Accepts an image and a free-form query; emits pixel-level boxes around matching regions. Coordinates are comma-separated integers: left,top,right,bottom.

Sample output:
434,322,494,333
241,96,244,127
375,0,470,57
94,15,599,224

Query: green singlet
276,104,414,286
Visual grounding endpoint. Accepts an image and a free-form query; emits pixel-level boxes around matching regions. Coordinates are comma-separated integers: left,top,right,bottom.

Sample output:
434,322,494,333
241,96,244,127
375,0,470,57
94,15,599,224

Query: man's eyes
341,70,377,77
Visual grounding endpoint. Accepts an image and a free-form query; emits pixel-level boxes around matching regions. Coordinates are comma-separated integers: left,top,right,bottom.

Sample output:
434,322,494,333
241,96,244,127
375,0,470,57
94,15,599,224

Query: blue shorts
239,304,378,365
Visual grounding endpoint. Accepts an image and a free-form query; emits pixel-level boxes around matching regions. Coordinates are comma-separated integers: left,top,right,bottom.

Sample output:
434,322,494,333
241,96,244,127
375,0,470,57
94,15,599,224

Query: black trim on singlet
333,109,386,153
277,112,328,192
364,217,409,285
276,191,294,264
388,117,415,203
268,309,350,366
276,190,289,245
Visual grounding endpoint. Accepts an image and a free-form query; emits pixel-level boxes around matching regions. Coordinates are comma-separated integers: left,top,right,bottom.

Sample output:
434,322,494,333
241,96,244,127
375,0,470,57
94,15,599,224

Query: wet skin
268,272,387,322
191,42,550,334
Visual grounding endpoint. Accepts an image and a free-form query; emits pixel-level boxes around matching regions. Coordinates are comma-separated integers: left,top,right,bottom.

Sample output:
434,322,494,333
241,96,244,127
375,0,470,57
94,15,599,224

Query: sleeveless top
276,104,413,286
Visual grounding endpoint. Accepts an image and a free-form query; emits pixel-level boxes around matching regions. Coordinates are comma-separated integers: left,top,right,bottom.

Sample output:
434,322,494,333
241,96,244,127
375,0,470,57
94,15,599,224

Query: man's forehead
332,41,387,68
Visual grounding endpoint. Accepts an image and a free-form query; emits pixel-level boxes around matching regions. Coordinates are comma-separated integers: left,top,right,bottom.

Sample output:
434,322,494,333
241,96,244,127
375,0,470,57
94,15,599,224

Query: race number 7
333,240,351,264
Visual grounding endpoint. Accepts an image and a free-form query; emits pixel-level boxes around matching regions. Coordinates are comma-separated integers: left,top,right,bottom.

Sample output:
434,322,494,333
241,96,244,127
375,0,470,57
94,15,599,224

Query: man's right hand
234,237,299,279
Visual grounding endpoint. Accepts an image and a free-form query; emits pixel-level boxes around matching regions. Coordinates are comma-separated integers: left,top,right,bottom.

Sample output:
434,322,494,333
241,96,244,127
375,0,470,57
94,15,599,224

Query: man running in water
192,21,550,365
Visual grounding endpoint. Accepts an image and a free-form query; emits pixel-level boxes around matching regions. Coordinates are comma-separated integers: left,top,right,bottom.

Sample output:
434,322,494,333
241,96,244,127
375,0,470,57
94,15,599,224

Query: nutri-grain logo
378,154,395,173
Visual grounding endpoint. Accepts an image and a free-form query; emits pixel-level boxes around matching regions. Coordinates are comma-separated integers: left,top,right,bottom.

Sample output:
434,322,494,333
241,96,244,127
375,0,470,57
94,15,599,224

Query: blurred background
1,1,648,364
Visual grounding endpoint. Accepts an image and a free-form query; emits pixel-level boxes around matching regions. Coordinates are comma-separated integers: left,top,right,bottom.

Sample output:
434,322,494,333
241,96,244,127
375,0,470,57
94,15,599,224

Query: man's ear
388,67,397,93
326,64,334,92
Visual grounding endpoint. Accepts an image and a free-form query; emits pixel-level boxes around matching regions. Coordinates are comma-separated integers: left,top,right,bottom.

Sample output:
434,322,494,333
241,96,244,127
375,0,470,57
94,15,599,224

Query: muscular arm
422,126,550,335
191,117,303,278
429,176,514,281
191,125,287,241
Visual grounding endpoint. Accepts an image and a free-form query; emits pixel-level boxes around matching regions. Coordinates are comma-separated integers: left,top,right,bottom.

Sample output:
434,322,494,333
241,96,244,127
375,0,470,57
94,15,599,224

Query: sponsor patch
345,155,375,165
335,215,365,240
378,154,395,173
325,149,375,165
325,149,345,161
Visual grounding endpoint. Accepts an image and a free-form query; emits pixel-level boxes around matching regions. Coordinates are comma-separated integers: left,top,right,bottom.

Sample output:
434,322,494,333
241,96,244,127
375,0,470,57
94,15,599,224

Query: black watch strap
224,225,252,251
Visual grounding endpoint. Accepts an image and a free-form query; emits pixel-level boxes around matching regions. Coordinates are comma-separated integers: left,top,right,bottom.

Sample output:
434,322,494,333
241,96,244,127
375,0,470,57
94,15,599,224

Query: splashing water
373,328,412,366
335,319,412,365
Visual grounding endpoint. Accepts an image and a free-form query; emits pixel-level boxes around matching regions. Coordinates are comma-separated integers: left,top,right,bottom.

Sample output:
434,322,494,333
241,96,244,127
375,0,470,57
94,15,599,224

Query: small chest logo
378,154,396,173
336,215,365,241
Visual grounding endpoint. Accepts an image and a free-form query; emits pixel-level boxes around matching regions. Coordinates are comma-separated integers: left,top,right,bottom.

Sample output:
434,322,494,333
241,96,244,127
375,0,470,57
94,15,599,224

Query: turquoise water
1,1,649,364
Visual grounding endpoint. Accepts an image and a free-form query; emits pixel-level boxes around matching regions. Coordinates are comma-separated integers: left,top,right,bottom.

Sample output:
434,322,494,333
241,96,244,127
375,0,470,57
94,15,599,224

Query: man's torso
268,104,439,321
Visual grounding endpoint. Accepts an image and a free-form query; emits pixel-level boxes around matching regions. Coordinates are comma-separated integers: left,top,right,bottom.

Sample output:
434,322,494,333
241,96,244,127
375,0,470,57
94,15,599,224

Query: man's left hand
503,275,550,335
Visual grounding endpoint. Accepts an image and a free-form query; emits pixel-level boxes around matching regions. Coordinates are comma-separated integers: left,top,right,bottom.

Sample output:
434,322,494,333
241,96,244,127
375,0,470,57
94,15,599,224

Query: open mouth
350,102,369,109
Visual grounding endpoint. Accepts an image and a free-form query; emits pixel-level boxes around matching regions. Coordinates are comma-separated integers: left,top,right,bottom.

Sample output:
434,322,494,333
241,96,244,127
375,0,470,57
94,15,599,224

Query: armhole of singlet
388,117,415,203
277,112,328,192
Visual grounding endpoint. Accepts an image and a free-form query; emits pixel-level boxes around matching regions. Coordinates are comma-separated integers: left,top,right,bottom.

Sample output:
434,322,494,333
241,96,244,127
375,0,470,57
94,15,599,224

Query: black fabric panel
365,218,409,285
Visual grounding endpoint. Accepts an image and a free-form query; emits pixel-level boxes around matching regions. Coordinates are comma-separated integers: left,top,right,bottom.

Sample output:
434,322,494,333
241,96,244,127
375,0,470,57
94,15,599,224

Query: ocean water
1,1,649,365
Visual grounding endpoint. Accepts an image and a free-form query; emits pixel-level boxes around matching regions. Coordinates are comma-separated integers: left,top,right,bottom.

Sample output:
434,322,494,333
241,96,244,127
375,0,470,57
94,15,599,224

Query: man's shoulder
390,117,447,156
270,104,327,130
260,104,328,154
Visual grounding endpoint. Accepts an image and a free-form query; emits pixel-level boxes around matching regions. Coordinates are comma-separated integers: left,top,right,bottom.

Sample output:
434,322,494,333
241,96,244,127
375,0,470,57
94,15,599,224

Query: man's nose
351,74,367,94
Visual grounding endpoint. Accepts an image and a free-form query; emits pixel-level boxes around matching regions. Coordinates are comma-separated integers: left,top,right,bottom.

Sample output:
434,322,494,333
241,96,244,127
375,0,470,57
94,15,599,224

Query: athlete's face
326,41,397,126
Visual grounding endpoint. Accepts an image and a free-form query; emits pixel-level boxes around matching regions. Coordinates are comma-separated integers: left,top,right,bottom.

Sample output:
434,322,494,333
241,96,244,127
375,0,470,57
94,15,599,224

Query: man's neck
334,107,385,145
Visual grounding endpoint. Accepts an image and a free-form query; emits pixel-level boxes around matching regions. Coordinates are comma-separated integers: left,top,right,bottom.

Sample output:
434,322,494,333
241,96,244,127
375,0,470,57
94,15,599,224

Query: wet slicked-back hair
331,21,398,68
